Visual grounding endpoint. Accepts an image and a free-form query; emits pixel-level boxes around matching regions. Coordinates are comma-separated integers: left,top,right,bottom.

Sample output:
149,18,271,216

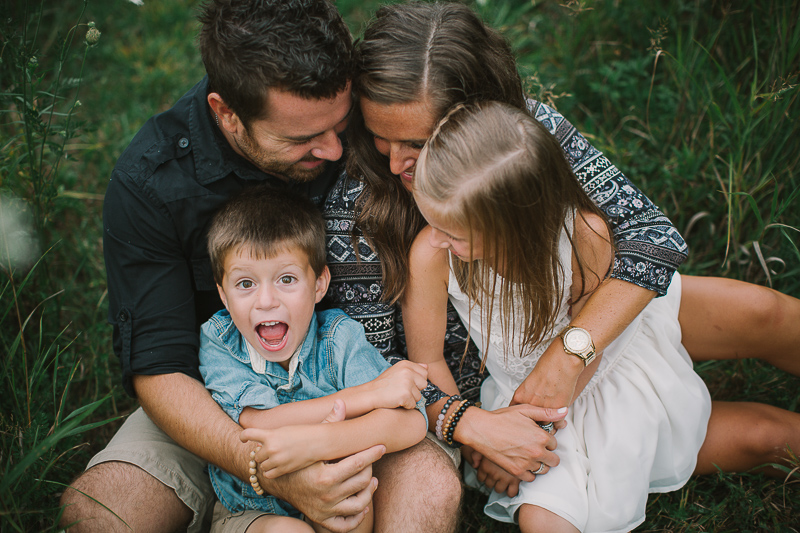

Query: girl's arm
239,359,428,429
403,226,462,430
241,403,427,478
513,210,619,407
403,228,567,479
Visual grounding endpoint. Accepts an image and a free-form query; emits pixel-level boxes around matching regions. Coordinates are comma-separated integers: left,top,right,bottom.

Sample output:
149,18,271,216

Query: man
59,1,461,531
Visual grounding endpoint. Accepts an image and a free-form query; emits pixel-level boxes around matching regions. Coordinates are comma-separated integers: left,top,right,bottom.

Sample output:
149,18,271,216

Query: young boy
199,186,428,533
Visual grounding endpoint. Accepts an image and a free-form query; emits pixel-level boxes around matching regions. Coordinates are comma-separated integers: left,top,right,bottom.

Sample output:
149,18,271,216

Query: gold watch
559,326,596,366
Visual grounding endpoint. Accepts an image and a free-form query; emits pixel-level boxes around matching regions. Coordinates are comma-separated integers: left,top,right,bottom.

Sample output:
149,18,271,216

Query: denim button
118,311,128,322
178,137,189,148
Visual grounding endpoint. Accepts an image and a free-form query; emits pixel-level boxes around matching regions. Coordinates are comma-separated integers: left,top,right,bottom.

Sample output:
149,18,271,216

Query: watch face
564,328,591,352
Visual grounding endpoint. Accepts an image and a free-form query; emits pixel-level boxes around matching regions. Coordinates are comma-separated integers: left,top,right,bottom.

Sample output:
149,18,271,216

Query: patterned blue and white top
323,99,688,403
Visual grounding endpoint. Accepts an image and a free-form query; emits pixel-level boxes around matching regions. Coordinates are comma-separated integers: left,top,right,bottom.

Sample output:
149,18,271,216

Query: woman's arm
241,404,427,478
513,210,620,407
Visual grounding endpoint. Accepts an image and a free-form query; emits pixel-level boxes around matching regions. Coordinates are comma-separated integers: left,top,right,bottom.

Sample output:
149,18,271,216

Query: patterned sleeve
528,99,688,295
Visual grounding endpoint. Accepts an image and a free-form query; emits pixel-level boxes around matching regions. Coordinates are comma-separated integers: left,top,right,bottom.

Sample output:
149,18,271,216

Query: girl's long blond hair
415,102,610,363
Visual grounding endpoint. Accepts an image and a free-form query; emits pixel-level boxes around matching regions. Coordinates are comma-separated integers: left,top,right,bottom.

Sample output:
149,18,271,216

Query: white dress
451,214,712,533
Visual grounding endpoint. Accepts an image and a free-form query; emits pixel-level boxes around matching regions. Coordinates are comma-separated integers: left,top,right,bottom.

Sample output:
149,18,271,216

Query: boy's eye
237,280,254,289
279,275,295,285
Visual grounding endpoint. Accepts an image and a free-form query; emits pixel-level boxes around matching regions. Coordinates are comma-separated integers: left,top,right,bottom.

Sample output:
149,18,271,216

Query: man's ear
217,283,229,309
315,266,331,303
207,93,241,134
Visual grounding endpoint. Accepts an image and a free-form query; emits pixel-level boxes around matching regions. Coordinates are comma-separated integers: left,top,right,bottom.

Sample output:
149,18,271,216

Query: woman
324,1,800,494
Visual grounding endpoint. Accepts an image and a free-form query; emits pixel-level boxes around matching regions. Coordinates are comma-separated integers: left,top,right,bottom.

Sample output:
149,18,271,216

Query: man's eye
410,142,425,150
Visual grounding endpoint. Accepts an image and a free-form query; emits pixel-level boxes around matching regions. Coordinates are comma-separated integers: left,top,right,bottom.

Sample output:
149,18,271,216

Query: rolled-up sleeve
104,169,203,397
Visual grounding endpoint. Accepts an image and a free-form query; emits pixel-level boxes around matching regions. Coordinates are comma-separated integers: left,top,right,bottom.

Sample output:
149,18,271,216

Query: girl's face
360,97,437,192
415,193,485,261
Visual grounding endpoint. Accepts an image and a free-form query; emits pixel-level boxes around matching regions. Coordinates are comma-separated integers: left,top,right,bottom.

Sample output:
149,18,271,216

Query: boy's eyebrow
282,104,354,143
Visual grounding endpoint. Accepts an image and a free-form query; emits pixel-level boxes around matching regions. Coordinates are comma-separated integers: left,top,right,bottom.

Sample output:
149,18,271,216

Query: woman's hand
510,347,584,409
455,404,566,481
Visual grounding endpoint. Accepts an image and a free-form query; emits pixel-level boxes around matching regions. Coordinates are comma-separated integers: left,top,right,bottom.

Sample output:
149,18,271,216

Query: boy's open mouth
257,321,288,351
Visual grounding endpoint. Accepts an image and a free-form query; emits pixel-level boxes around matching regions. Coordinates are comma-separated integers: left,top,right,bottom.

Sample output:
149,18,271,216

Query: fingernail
557,407,567,413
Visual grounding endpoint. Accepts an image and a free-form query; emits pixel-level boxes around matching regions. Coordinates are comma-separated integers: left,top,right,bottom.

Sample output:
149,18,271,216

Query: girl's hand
510,347,583,409
475,456,522,497
369,360,428,410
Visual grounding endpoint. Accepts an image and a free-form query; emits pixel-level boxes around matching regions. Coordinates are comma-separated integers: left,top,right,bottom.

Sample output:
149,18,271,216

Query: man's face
230,84,352,182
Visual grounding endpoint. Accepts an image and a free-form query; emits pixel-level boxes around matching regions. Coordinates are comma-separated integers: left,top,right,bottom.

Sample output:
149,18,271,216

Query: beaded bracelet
435,395,462,441
443,399,475,447
249,449,265,496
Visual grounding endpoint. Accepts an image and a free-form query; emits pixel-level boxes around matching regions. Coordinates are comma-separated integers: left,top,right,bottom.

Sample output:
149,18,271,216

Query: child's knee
517,504,579,533
248,515,314,533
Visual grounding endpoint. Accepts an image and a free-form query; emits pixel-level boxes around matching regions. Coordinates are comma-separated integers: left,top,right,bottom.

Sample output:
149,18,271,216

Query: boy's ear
216,284,229,309
315,266,331,304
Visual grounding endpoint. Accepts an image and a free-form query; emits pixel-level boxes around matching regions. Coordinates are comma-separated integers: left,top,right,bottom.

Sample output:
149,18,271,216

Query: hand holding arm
134,374,377,533
242,400,427,478
453,403,567,481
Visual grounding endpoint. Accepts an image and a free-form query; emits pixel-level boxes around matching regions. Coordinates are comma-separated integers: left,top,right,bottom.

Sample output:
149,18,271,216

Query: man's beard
234,130,328,183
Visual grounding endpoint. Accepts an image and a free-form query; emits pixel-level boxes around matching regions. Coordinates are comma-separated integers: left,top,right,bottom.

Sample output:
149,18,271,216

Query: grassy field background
1,0,798,530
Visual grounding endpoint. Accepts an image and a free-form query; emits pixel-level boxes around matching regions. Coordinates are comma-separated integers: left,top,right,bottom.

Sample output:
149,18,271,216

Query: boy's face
217,244,330,370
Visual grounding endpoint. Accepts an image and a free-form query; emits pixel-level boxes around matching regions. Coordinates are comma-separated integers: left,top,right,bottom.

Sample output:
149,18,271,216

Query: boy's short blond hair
207,185,327,284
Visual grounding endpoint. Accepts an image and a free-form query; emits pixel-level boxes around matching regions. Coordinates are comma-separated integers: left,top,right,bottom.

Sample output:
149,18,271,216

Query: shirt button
178,137,189,149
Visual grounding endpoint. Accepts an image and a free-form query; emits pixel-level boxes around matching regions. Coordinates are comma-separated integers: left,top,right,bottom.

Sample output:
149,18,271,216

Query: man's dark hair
198,0,354,127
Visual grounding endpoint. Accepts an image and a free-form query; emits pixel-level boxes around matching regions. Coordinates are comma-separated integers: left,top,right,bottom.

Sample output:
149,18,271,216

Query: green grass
1,0,797,530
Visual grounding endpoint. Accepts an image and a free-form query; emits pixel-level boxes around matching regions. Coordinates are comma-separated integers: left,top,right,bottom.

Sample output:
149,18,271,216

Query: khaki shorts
86,407,215,533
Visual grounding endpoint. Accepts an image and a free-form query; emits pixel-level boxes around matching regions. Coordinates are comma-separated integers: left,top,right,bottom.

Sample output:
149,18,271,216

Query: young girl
404,101,713,532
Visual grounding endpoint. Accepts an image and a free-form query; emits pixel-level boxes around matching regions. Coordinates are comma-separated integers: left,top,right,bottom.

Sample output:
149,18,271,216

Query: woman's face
360,97,437,192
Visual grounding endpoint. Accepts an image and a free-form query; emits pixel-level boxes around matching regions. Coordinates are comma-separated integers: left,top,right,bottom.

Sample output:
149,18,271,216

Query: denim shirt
199,307,426,516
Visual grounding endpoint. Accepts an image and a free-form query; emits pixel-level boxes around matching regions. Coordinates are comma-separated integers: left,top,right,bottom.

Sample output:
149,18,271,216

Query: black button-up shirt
103,77,341,397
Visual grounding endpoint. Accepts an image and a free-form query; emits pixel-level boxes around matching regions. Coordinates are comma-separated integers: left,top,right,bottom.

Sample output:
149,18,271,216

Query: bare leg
246,515,315,532
680,275,800,375
695,401,800,477
518,504,579,533
371,438,461,533
59,461,193,533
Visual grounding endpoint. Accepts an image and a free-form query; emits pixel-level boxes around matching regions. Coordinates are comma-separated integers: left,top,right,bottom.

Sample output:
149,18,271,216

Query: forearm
512,278,655,406
134,373,253,481
239,385,379,430
313,408,427,459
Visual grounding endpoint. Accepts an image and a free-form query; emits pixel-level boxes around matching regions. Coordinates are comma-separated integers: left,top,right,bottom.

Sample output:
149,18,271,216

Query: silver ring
530,463,546,475
538,421,554,433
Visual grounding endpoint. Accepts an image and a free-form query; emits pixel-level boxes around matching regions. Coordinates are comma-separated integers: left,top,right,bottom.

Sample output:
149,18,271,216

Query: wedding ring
530,463,546,475
538,421,554,433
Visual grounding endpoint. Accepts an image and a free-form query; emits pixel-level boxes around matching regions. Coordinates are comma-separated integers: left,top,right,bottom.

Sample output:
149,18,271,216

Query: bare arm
402,227,567,480
403,226,461,431
134,373,380,533
512,210,628,408
241,403,428,478
239,360,428,430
